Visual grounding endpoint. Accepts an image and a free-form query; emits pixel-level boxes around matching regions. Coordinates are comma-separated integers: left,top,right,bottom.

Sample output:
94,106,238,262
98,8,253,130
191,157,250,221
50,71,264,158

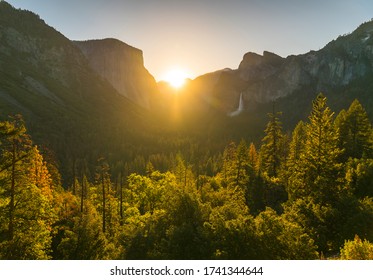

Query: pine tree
0,116,32,242
95,159,111,233
0,116,55,259
173,153,194,190
248,142,259,173
288,121,306,163
221,141,250,190
288,94,343,203
260,111,284,177
222,142,237,183
285,121,306,197
235,140,250,189
335,99,372,161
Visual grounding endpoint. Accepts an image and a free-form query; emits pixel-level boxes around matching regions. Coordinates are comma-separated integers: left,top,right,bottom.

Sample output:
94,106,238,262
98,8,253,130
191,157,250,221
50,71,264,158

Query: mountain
1,0,373,184
74,39,159,108
0,1,156,182
188,20,373,126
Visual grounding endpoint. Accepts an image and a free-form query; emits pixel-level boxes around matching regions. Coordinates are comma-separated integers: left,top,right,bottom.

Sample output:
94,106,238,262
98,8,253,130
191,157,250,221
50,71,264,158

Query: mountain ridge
0,1,157,183
187,19,373,120
1,0,373,183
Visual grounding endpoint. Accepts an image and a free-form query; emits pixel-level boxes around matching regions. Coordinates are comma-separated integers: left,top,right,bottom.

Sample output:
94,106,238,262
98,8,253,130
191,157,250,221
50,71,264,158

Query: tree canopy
0,95,372,260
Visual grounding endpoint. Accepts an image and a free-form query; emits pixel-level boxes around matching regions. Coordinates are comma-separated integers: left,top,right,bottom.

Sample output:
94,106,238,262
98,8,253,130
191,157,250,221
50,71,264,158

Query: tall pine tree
260,111,284,178
335,99,372,161
287,94,343,204
0,116,55,259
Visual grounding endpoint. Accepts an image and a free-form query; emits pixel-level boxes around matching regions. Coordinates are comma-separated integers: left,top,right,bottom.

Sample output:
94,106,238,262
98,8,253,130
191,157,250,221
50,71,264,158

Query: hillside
0,1,155,182
186,20,373,130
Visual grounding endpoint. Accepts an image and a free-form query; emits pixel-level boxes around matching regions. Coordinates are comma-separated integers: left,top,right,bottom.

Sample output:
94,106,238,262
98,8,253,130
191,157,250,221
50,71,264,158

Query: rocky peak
237,51,284,82
75,38,144,67
238,51,284,70
74,39,159,108
262,51,284,65
189,19,373,117
238,52,263,69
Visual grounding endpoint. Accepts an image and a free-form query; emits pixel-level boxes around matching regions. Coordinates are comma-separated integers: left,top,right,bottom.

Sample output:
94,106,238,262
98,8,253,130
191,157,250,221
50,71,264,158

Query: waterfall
229,92,244,117
238,92,244,111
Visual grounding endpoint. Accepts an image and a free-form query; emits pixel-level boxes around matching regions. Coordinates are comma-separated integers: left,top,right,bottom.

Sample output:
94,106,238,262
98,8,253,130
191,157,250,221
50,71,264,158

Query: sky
5,0,373,81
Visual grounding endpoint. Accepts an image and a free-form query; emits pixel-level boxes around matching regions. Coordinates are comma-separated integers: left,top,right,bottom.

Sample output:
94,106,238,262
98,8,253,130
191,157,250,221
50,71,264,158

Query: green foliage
287,94,344,204
0,184,54,259
337,196,373,245
335,99,373,161
260,112,284,177
0,93,372,260
288,121,306,163
55,202,111,260
221,140,250,189
283,197,336,253
340,235,373,260
203,178,256,259
118,170,207,259
345,158,373,197
161,190,209,259
0,116,56,259
254,208,318,259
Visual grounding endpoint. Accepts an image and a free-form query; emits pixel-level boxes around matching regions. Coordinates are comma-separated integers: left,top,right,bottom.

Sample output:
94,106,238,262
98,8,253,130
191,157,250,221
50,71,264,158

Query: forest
0,93,372,260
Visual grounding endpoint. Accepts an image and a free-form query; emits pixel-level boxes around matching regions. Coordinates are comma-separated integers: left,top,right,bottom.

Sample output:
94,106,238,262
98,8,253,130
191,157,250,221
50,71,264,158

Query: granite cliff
189,20,373,118
75,39,159,108
0,1,154,181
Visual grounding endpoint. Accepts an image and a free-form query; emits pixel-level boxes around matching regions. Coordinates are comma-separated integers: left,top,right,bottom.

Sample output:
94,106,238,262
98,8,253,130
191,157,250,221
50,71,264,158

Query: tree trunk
102,171,106,233
80,174,84,213
8,140,16,241
120,172,123,221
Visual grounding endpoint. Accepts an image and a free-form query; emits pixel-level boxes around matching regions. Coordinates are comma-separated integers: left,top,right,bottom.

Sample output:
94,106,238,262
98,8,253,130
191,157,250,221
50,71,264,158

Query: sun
163,68,189,89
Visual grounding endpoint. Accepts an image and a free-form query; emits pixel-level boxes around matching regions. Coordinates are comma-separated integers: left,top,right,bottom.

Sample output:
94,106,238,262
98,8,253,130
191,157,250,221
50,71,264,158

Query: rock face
190,20,373,116
0,1,153,180
0,3,88,91
238,51,284,82
74,39,159,108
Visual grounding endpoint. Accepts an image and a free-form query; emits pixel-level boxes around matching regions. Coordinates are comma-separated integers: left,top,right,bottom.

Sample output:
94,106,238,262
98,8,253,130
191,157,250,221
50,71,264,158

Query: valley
0,1,372,260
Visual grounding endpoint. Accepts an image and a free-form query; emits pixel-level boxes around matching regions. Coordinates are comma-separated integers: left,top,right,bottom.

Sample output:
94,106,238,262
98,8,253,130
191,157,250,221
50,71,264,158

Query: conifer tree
222,142,237,183
95,159,111,233
335,99,372,161
221,141,250,190
288,94,343,203
0,117,31,242
0,116,55,259
260,111,284,177
285,121,306,195
288,121,306,163
235,140,250,189
248,142,259,173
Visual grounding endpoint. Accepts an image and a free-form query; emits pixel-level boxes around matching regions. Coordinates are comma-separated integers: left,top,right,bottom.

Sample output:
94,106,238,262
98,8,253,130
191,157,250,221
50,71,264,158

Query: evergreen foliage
340,235,373,260
335,99,373,161
0,94,372,259
260,112,284,178
287,94,343,204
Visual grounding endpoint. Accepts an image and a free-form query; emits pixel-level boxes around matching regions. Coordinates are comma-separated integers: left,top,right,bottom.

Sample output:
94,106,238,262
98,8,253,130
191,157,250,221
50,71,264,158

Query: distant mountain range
187,21,373,122
1,1,372,182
